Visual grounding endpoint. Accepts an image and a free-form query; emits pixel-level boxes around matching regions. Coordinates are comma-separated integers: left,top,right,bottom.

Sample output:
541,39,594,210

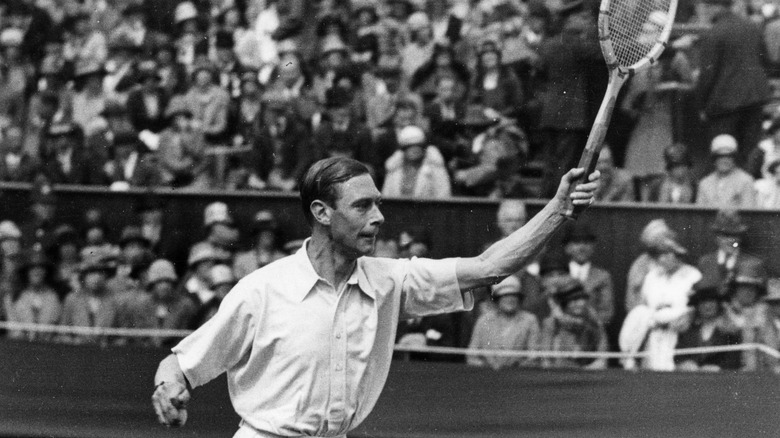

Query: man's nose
370,205,384,226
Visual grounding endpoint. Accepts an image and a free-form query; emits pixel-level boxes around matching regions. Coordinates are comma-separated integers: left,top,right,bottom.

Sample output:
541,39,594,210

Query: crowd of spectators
1,0,780,204
2,0,780,372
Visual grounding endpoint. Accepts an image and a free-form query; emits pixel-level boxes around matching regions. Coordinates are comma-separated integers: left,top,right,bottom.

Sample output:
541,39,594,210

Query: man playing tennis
152,157,600,438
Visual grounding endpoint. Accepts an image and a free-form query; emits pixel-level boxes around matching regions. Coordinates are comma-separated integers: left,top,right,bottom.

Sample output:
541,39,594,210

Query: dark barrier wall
1,339,779,438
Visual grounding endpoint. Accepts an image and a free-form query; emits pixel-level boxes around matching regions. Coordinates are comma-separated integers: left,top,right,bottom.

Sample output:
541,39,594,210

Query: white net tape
2,321,778,360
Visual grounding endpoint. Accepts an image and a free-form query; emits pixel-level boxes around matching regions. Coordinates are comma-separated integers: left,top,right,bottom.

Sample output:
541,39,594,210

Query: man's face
497,294,520,316
0,238,21,257
53,136,74,154
714,156,736,174
716,234,740,254
393,107,416,128
565,241,595,264
83,270,107,293
437,78,456,102
330,107,351,128
152,281,175,301
697,299,720,320
3,127,23,153
328,174,385,257
496,203,526,237
195,70,213,88
402,144,425,163
564,297,588,316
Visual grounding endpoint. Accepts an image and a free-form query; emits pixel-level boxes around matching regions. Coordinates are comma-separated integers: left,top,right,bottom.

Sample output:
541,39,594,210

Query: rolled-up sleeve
172,283,257,388
400,257,474,318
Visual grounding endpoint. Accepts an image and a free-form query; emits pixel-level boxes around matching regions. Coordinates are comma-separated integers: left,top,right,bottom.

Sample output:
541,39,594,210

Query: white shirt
173,241,471,438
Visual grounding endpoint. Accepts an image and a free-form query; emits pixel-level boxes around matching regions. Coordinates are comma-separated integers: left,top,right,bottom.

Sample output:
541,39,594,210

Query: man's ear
310,200,332,226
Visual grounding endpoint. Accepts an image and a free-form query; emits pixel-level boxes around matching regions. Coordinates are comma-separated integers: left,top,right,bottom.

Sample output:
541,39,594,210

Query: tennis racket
562,0,678,218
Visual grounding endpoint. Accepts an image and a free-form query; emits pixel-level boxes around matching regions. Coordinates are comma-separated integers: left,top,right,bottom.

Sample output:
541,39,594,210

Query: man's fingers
153,399,168,425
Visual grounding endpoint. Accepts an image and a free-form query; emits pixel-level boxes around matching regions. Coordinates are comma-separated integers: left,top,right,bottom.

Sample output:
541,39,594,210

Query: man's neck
308,231,358,290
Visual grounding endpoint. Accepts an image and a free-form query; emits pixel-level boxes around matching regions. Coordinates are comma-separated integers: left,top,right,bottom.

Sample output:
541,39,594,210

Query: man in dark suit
536,0,602,198
42,123,103,185
311,87,375,169
125,60,169,133
101,129,163,188
696,209,767,297
696,0,771,167
562,222,614,325
0,124,38,183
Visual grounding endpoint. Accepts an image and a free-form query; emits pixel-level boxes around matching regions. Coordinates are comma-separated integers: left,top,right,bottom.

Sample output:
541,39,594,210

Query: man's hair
299,157,371,226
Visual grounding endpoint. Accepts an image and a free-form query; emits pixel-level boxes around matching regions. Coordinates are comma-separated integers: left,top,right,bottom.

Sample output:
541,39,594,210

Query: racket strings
608,0,672,68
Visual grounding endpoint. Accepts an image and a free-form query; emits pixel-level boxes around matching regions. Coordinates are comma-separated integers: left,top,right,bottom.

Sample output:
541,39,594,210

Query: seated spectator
213,31,244,100
154,40,188,97
157,96,211,189
179,242,228,308
229,69,263,148
21,178,63,252
312,36,352,106
747,117,780,179
409,42,470,102
192,264,236,328
397,226,433,260
365,62,423,138
136,195,189,272
754,159,780,209
424,75,466,162
697,134,756,208
312,86,374,165
0,27,32,127
620,233,700,371
640,143,696,203
59,248,120,345
382,125,451,198
401,12,435,79
467,276,540,369
4,249,61,341
233,210,287,279
200,202,240,258
183,60,231,144
42,123,103,185
244,94,312,191
562,222,614,325
101,129,163,189
676,287,741,372
720,261,774,371
0,124,38,182
0,220,23,314
761,279,780,373
70,59,109,135
593,146,635,202
52,225,82,298
62,10,108,67
468,37,524,120
264,54,319,126
372,97,424,186
696,209,766,296
144,259,197,347
451,105,527,197
125,60,169,134
84,100,134,167
108,226,153,298
540,276,608,369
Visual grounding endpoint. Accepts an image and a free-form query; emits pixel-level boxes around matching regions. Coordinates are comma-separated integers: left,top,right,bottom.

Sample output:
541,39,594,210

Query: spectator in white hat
179,242,229,308
381,125,451,198
144,259,197,347
754,159,780,209
467,275,540,369
697,134,756,208
191,264,237,329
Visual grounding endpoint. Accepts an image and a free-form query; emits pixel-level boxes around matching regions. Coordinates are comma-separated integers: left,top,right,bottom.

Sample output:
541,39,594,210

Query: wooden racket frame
562,0,679,218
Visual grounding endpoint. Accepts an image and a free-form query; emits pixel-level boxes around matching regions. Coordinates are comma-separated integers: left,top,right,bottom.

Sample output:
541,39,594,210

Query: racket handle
561,122,609,220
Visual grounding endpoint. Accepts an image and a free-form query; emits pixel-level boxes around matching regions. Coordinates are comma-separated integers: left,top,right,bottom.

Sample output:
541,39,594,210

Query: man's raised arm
456,168,600,292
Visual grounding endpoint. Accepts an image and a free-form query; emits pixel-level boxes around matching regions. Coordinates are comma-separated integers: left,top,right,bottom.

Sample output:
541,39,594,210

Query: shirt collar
291,239,375,302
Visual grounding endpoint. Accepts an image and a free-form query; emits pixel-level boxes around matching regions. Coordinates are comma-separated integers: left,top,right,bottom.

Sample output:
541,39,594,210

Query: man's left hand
554,168,601,206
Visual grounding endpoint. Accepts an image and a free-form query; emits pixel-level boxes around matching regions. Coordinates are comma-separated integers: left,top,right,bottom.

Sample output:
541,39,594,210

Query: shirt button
336,333,341,339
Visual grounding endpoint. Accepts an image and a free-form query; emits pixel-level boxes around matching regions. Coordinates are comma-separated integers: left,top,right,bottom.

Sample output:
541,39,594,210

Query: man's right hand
152,381,190,427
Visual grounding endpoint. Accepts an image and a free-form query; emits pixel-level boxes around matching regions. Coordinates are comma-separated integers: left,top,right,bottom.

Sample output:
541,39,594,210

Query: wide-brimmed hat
558,0,584,13
209,264,236,288
562,222,597,245
492,275,523,298
79,247,118,275
119,225,150,248
204,202,233,227
47,122,79,138
174,1,199,24
136,59,161,82
319,36,349,56
711,209,748,236
733,258,767,291
550,276,589,304
0,220,22,241
252,210,279,234
690,286,726,306
462,105,500,128
710,134,738,156
147,259,178,285
164,96,193,119
19,249,53,272
188,242,228,267
398,125,426,148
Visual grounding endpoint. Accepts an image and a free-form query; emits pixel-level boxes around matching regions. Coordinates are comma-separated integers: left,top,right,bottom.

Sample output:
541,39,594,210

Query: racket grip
561,123,608,220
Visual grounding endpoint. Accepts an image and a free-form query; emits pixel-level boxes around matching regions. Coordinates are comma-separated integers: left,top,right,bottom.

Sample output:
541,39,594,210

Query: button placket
328,287,349,431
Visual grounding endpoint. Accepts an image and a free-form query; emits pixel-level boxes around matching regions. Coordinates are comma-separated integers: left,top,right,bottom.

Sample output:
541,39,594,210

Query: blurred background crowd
2,0,780,372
